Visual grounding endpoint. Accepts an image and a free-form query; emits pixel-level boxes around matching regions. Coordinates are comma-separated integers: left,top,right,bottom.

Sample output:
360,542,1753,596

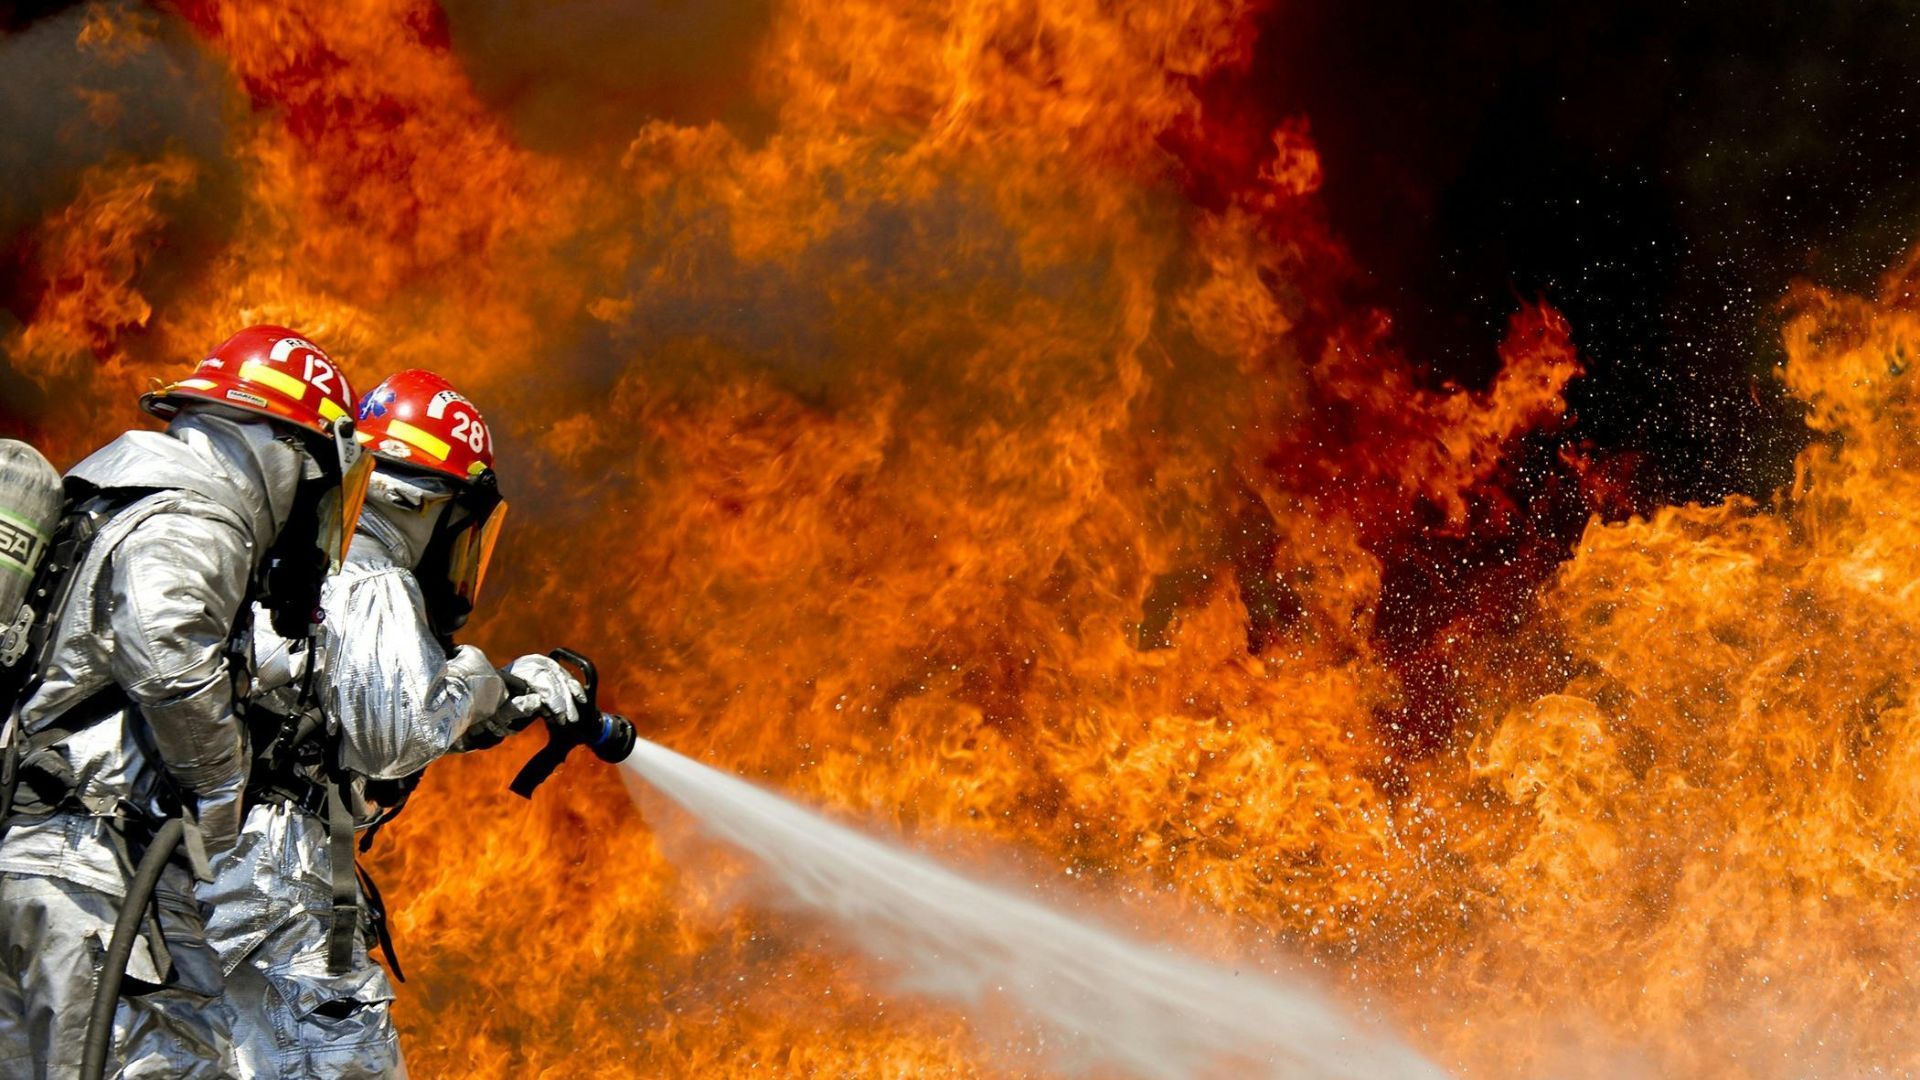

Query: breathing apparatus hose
80,817,184,1080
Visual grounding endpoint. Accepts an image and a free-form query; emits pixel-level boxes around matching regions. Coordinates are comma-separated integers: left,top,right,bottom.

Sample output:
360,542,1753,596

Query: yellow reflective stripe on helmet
318,398,347,423
386,418,452,461
240,360,310,401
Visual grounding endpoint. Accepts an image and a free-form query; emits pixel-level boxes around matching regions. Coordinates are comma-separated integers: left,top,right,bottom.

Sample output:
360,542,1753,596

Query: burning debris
2,0,1919,1077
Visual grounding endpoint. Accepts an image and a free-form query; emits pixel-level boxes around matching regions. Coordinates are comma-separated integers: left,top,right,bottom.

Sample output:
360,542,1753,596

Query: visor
446,498,507,606
318,419,375,571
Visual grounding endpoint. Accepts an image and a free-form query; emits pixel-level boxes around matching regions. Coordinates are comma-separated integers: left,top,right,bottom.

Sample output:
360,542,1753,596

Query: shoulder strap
324,757,360,975
285,622,363,978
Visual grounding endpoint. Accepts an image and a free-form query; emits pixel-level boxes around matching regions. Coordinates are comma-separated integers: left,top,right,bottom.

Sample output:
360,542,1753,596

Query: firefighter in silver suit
201,369,582,1079
0,326,373,1079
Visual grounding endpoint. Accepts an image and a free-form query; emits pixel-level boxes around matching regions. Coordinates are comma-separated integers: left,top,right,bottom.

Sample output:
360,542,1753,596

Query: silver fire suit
0,413,312,1080
200,476,577,1080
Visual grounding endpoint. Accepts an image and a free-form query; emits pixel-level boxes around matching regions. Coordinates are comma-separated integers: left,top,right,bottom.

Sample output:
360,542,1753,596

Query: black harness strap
245,770,405,979
2,683,135,822
245,627,365,977
352,862,404,982
324,766,359,976
0,741,18,829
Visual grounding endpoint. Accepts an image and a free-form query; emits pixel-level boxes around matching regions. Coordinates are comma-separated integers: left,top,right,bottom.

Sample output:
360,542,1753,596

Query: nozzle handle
509,736,572,799
507,646,616,799
547,647,598,714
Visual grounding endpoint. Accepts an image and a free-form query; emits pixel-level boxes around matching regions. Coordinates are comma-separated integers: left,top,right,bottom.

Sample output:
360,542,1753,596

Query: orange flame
9,1,1915,1077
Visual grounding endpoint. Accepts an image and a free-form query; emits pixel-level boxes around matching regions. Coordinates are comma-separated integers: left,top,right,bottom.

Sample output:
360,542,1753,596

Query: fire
3,0,1914,1076
1432,264,1920,1076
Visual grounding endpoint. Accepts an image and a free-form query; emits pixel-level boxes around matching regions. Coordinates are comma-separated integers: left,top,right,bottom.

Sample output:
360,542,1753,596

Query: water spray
622,738,1449,1080
477,646,1444,1077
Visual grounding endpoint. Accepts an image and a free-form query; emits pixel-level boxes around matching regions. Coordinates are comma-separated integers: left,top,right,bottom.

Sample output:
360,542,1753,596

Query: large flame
4,0,1913,1076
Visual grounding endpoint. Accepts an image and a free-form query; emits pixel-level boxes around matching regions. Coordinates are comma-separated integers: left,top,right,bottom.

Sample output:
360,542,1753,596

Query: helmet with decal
141,324,373,572
355,368,496,484
355,370,507,621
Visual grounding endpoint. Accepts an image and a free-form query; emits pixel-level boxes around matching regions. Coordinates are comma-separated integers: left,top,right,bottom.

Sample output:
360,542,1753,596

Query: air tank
0,440,62,666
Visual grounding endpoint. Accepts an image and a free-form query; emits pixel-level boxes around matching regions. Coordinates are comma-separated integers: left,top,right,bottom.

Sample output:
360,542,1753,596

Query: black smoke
0,0,236,438
1258,0,1920,504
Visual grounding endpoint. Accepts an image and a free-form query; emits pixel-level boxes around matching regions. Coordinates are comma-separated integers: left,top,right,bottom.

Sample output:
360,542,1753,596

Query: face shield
442,472,507,608
315,418,375,572
261,417,375,640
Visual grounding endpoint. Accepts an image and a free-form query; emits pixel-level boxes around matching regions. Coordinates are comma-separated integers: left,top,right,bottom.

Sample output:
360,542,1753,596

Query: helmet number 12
302,354,339,396
450,411,488,454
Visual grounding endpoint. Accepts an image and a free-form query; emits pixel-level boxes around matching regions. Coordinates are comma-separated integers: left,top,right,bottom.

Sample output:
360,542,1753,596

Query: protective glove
503,654,585,727
190,774,247,865
140,683,250,859
459,654,585,752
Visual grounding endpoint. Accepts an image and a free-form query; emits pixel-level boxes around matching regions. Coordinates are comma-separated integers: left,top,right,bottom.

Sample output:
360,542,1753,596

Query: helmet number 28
449,410,488,454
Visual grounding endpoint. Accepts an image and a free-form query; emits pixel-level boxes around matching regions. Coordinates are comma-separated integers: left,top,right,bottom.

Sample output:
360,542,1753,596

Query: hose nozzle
590,711,637,764
509,647,637,799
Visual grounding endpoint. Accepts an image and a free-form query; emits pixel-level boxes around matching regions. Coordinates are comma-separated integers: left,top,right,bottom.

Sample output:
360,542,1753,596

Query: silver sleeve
320,567,504,779
105,509,253,799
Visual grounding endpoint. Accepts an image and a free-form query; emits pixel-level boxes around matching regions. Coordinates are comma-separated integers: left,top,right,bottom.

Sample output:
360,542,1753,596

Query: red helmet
142,325,372,570
354,368,496,483
355,370,508,609
142,325,360,439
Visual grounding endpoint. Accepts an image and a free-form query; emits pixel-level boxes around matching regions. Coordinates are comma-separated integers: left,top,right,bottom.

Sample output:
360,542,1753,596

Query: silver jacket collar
66,411,308,547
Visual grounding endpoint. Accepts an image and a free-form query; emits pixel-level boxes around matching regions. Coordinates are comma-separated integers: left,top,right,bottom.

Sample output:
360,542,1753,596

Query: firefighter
201,370,582,1078
0,326,372,1079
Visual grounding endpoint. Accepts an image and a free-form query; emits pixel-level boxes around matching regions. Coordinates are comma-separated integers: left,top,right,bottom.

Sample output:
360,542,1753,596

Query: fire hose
80,816,184,1080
